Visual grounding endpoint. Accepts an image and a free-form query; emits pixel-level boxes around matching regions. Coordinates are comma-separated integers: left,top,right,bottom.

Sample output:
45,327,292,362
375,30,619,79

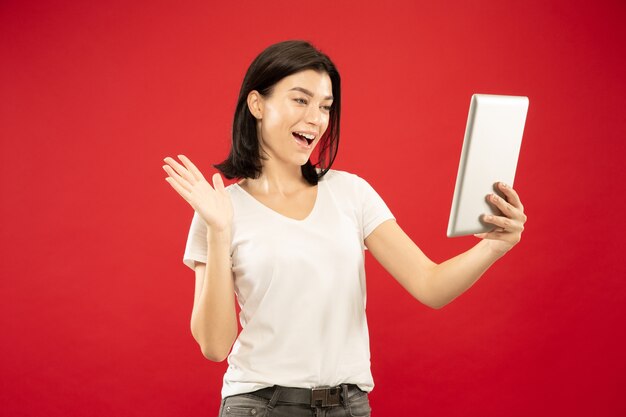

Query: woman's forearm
425,239,505,309
190,227,238,361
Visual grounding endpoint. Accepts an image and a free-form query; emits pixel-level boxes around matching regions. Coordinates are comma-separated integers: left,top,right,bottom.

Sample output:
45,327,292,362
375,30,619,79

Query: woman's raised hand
162,155,233,233
474,182,528,256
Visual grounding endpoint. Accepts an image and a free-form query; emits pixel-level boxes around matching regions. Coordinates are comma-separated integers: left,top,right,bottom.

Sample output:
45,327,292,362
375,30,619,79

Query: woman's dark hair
213,40,341,185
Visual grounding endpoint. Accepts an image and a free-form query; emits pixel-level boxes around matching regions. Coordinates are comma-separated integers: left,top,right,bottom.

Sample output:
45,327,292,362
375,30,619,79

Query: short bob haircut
213,39,341,186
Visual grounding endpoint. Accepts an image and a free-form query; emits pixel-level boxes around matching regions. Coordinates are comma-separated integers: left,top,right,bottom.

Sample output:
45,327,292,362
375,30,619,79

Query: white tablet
447,94,529,237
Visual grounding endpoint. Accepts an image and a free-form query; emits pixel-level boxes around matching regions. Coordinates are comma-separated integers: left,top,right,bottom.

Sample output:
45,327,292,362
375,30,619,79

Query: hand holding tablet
447,94,529,253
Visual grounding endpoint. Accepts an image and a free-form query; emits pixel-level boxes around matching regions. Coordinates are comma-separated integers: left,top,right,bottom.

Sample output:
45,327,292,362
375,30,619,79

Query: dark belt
249,383,361,408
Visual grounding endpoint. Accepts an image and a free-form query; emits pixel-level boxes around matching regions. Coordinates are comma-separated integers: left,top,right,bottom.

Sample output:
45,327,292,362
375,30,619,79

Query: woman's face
249,69,333,168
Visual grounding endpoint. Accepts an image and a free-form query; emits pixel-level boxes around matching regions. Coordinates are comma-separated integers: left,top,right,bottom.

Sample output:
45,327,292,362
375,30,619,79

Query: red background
1,0,625,416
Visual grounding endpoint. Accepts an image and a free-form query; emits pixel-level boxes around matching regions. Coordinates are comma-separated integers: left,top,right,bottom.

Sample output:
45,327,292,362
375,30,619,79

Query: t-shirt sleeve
182,211,208,271
354,174,395,249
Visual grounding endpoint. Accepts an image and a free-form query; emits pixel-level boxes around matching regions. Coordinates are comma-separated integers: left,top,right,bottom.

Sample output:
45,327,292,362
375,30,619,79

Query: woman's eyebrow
288,87,333,101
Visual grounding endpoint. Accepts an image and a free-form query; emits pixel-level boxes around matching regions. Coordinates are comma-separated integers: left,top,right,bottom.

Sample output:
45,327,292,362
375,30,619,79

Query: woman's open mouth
292,132,314,148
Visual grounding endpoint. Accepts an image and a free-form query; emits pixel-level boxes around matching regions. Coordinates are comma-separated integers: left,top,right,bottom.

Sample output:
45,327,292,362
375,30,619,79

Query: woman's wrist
207,226,232,245
478,238,509,259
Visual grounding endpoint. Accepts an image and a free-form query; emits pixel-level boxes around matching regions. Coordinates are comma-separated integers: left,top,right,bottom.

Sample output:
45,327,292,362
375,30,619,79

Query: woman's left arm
365,182,527,309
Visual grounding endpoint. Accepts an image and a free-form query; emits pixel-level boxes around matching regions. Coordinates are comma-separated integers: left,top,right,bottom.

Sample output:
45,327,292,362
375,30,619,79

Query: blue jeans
218,383,371,417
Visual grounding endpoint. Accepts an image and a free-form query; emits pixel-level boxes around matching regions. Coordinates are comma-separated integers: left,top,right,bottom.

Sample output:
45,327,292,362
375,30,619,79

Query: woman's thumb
212,172,225,191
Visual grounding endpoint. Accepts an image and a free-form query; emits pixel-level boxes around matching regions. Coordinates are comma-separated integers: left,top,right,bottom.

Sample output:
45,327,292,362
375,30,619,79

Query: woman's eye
293,98,331,111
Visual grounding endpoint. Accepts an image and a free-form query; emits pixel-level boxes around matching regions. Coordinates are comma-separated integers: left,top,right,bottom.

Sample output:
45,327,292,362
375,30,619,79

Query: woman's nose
304,104,322,125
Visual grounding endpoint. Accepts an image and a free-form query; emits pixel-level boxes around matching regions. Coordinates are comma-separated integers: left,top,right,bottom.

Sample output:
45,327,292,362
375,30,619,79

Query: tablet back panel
447,94,529,237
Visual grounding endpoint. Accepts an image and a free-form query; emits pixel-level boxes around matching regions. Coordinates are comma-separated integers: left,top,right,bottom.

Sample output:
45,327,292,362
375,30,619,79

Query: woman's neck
239,162,311,196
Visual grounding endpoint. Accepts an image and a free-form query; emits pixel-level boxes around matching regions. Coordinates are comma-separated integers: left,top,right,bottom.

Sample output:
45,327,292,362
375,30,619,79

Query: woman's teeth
293,132,313,146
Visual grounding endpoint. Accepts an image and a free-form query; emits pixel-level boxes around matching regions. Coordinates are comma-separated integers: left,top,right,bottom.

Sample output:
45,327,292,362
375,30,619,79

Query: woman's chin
296,158,310,167
292,153,312,164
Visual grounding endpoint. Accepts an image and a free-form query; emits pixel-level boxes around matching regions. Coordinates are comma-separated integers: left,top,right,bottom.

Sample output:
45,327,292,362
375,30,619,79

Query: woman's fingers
487,189,525,222
482,213,519,232
163,165,192,193
165,176,192,202
474,228,507,239
476,213,520,244
497,182,524,212
482,213,501,228
474,183,527,253
177,154,206,182
163,156,196,184
212,172,226,193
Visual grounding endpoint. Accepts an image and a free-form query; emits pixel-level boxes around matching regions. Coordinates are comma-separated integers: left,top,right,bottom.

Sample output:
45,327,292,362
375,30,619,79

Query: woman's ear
247,90,263,120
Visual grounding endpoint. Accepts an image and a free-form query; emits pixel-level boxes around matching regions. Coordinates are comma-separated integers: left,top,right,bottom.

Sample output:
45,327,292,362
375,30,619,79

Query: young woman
163,40,527,417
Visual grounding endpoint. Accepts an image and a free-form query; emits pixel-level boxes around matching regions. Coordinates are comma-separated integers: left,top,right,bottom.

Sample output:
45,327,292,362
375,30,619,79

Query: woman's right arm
162,154,236,362
190,227,238,362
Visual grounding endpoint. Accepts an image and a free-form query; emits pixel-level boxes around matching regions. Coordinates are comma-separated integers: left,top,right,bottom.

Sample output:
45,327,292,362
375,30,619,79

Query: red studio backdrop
1,1,625,416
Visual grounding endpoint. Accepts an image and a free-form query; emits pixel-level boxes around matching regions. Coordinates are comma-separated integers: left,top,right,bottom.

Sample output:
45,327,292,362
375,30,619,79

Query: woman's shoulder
320,167,358,182
224,182,238,193
322,169,360,187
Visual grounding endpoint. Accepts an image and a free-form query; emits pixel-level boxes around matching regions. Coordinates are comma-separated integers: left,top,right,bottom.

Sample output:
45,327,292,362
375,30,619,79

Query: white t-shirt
182,168,395,400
